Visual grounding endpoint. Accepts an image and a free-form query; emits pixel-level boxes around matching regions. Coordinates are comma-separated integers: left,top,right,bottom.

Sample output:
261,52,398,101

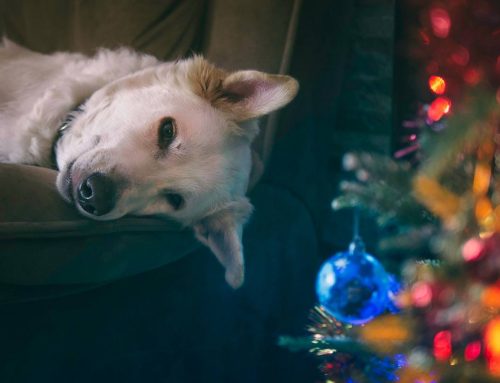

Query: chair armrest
0,164,199,285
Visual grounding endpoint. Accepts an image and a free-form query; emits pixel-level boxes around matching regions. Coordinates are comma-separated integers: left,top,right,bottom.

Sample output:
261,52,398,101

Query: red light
465,341,482,361
419,30,430,45
429,76,446,94
324,362,334,370
430,8,451,38
434,330,452,361
462,237,484,262
428,97,451,121
464,68,482,85
485,317,500,375
411,281,433,307
451,46,470,66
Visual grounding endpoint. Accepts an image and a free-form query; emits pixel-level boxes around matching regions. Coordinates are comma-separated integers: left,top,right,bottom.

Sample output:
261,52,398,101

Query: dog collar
51,104,84,169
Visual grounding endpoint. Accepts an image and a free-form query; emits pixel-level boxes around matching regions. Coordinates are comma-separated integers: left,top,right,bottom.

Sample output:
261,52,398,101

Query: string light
464,341,482,362
411,281,433,307
427,97,451,121
428,76,446,94
430,8,451,38
433,330,452,361
451,46,470,66
481,284,500,308
484,317,500,375
462,237,484,262
464,68,482,85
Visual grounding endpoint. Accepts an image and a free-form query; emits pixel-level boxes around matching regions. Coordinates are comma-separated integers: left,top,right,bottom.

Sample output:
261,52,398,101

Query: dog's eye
158,117,176,150
164,192,184,210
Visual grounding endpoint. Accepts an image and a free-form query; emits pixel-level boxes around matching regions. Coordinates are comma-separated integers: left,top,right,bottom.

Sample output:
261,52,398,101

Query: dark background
268,0,395,255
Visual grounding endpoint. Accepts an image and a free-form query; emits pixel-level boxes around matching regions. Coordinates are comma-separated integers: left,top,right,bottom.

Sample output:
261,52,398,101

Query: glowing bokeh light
427,97,451,121
451,46,470,66
464,341,482,361
430,8,451,38
462,237,484,262
411,281,433,307
482,284,500,308
464,68,482,85
475,196,493,223
434,330,452,361
473,164,492,196
484,317,500,375
428,76,446,94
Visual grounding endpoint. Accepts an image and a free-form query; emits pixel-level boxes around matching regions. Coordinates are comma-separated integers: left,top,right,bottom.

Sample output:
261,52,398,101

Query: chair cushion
0,163,199,285
0,0,206,59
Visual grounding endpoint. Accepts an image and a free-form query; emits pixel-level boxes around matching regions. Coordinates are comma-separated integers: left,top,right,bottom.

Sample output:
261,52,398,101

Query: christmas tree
281,1,500,382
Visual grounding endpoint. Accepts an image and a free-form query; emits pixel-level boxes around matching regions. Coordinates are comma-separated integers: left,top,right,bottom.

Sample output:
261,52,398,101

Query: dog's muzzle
77,173,117,216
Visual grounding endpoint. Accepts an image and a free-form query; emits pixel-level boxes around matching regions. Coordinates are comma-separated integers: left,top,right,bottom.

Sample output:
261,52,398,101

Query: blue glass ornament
316,235,391,325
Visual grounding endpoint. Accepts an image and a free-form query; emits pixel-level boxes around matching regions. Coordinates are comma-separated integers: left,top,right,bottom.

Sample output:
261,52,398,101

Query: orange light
473,163,492,196
429,76,446,94
484,317,500,375
495,206,500,233
434,330,452,361
413,175,461,221
430,8,451,38
475,196,493,223
428,97,451,121
482,284,500,308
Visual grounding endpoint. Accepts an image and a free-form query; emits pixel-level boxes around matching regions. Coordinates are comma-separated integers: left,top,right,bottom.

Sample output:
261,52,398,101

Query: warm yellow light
427,97,452,121
485,317,500,376
475,196,493,222
473,163,492,196
359,315,410,352
482,285,500,308
413,175,461,221
429,76,446,94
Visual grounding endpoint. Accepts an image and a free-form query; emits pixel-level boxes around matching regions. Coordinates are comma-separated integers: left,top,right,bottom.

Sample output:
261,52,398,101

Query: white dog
0,39,298,288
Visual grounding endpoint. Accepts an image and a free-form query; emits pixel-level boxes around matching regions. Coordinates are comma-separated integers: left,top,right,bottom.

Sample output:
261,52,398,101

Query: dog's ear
218,70,299,121
193,198,253,288
188,57,299,121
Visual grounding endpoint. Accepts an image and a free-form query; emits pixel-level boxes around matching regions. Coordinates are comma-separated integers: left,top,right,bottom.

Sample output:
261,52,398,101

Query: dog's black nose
77,173,116,216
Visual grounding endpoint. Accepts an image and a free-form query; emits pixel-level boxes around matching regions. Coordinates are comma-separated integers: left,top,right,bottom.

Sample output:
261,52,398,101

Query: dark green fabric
0,0,208,59
0,164,198,285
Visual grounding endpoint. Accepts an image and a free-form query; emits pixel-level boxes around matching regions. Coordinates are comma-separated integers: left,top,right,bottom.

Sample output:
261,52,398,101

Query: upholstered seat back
0,0,301,167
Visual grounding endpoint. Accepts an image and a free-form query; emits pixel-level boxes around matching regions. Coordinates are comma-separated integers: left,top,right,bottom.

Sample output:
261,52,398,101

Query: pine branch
333,153,433,228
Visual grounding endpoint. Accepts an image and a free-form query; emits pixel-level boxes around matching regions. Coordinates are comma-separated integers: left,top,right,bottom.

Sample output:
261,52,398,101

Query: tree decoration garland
281,0,500,381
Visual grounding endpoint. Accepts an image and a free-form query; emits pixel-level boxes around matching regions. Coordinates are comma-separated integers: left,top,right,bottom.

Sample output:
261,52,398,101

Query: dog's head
55,56,298,287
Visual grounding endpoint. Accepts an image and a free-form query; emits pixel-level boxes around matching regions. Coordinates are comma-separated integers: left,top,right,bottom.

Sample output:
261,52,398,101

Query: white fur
0,39,298,287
